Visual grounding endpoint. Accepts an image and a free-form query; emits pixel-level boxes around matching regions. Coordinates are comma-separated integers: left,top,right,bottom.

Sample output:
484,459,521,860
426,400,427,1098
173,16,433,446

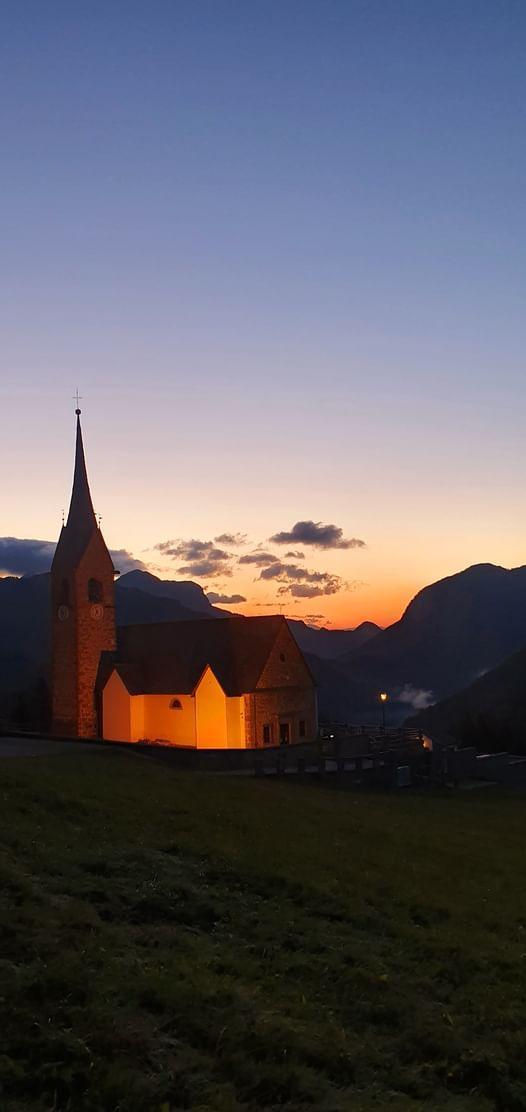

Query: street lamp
378,691,389,732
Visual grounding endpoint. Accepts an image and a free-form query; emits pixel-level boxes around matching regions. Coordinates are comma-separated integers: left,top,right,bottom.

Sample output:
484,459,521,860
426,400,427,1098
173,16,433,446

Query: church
51,410,318,749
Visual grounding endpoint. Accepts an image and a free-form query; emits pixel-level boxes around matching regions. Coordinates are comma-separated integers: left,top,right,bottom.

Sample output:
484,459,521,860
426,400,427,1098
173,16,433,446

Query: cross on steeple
73,389,82,415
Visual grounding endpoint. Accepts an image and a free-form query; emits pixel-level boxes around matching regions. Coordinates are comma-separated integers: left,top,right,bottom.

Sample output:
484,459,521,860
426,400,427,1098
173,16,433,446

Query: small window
279,652,286,662
169,698,182,710
88,578,103,603
263,724,272,746
299,720,306,738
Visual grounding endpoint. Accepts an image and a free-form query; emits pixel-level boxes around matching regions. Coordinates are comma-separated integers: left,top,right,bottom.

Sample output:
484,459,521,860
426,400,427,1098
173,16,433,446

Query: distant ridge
0,572,223,698
287,619,380,660
4,562,526,730
117,569,219,615
336,563,526,714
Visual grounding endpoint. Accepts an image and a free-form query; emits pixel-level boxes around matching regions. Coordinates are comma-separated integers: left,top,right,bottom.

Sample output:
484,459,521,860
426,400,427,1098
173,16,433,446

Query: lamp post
378,691,389,732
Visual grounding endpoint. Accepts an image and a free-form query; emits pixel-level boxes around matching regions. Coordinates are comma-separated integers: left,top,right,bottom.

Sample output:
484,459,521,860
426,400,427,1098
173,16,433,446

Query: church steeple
52,408,111,577
67,410,97,531
51,406,116,738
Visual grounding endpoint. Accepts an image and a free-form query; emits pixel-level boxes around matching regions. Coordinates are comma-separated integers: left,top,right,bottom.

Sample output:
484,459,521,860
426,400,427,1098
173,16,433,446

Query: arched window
59,578,69,605
169,698,182,710
88,578,103,603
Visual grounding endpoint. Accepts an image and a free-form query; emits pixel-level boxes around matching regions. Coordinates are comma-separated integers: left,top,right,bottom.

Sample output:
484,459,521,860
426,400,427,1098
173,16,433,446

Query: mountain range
2,562,526,732
328,562,526,721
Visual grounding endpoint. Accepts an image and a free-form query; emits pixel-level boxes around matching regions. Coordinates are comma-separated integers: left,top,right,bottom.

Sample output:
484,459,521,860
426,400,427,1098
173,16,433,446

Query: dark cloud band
0,537,145,577
155,538,233,579
269,520,365,550
207,591,247,605
238,551,279,566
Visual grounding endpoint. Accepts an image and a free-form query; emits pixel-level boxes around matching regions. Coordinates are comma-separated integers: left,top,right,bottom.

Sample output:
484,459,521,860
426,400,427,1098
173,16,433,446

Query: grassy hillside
2,751,526,1111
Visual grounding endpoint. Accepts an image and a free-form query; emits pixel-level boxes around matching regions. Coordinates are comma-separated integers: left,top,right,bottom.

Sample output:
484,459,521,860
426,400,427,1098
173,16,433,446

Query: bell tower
51,405,116,737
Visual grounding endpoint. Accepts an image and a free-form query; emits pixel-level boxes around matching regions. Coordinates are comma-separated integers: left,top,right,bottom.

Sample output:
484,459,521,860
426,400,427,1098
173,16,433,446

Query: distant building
51,411,317,748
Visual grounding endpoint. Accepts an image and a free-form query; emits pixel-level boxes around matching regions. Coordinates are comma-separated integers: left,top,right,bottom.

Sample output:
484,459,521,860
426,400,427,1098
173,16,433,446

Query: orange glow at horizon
172,572,418,631
239,592,409,630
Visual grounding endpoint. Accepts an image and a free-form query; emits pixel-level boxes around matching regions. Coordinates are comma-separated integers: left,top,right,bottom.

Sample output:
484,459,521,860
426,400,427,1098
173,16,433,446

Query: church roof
110,615,301,696
52,413,113,573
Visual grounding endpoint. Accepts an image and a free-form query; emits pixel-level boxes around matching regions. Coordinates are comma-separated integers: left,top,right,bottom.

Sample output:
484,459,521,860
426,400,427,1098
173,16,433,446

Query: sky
1,1,525,627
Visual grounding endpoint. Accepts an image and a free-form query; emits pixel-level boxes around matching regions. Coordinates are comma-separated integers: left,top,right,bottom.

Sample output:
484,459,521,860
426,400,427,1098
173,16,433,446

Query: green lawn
1,751,526,1111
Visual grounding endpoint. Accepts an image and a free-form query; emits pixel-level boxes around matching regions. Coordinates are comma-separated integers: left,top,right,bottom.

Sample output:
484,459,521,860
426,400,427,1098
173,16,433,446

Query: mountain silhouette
0,570,380,695
337,564,526,714
3,562,526,729
0,572,217,698
117,569,218,615
287,619,380,660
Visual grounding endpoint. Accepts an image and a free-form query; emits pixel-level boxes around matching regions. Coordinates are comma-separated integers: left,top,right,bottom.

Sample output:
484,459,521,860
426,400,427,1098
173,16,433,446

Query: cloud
285,550,304,559
155,538,233,579
214,532,247,546
258,562,331,584
397,685,435,711
110,549,148,574
269,520,365,550
207,591,247,605
258,562,304,581
280,581,341,599
258,560,346,598
0,537,56,576
0,537,146,577
178,560,233,578
238,551,279,566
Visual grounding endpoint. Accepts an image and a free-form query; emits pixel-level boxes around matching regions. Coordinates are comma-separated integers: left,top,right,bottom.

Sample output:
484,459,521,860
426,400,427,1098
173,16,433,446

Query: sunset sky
1,2,525,628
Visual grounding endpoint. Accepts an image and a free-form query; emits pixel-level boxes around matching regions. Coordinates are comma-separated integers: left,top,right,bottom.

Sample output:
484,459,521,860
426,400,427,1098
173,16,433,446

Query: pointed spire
65,412,97,534
52,408,101,573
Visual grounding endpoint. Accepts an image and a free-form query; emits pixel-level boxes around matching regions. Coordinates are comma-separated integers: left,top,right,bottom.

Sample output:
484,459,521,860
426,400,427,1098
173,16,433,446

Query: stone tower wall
51,529,116,737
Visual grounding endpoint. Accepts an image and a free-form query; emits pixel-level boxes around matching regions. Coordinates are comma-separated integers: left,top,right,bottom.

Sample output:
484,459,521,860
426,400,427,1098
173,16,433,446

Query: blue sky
1,1,525,625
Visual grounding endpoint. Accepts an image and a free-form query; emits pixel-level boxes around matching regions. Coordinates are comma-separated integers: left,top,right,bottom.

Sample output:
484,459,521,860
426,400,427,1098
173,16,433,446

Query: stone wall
52,528,116,738
244,622,318,747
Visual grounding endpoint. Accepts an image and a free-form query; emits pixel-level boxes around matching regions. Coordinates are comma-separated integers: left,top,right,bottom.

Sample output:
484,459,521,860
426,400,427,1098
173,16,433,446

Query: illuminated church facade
51,412,318,748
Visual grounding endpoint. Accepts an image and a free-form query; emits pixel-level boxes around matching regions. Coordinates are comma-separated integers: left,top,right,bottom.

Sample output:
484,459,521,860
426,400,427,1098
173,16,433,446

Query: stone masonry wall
51,528,116,738
244,622,318,747
75,531,116,737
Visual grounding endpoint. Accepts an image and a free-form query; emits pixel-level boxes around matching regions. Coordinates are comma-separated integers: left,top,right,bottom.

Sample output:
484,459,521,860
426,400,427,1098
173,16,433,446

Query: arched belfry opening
88,578,103,603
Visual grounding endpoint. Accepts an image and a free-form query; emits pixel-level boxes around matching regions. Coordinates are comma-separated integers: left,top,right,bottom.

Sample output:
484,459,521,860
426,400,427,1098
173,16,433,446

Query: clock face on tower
90,603,104,621
57,605,69,621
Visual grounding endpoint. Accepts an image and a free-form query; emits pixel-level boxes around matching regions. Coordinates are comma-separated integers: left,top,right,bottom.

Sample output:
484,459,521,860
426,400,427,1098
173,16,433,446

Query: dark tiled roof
113,615,293,696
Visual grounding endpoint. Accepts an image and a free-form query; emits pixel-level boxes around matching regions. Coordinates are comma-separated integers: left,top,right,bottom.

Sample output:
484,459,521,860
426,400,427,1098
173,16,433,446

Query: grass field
1,750,526,1111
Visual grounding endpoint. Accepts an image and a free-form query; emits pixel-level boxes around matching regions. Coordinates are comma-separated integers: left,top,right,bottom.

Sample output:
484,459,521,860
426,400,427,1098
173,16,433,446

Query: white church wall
103,670,131,742
195,667,228,748
142,694,196,746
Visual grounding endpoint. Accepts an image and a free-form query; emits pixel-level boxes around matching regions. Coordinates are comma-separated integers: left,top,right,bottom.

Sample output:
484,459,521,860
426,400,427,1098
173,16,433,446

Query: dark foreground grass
1,753,526,1112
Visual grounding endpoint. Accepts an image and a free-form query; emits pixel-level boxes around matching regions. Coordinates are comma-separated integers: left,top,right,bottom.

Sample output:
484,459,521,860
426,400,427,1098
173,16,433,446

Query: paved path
0,736,102,759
